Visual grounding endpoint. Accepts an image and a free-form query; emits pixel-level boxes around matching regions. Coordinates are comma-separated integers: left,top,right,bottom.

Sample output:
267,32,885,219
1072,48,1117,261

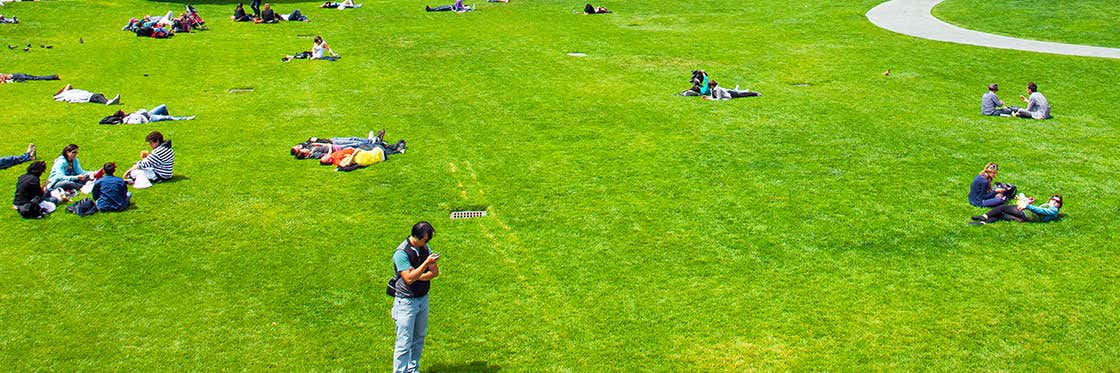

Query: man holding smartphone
390,222,440,373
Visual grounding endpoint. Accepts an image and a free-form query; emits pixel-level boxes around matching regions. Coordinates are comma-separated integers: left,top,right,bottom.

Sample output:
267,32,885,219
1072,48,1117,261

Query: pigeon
79,37,84,44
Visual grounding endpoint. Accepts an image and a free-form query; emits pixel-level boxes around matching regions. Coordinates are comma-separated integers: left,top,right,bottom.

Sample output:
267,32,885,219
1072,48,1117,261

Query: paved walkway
866,0,1120,59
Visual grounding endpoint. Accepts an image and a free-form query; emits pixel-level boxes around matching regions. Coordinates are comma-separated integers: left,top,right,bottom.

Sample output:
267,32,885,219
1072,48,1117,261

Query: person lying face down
970,194,1062,225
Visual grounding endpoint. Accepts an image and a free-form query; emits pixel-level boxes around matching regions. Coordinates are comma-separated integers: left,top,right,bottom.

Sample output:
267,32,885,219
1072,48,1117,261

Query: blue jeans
0,153,31,170
148,104,191,122
330,137,376,150
392,295,429,373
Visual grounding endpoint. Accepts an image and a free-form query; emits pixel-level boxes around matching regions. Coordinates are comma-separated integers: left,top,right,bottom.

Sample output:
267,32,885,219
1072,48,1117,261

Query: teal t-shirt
393,250,412,274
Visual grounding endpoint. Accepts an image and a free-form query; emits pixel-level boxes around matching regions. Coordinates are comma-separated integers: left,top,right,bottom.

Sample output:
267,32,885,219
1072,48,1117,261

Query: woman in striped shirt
124,131,175,183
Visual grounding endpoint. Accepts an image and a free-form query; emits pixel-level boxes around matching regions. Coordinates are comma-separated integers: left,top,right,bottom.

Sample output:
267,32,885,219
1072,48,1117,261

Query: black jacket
13,173,44,207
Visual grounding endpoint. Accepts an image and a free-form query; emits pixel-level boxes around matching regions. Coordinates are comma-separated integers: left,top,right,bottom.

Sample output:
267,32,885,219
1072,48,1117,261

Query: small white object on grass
567,52,587,57
450,210,487,219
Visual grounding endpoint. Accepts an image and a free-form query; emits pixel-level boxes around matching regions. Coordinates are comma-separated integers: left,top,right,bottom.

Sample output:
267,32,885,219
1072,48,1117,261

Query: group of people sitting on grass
122,5,207,38
232,2,307,23
290,130,407,172
981,82,1051,119
680,70,760,100
1,72,57,84
321,0,361,9
282,35,339,62
7,131,176,219
966,162,1062,226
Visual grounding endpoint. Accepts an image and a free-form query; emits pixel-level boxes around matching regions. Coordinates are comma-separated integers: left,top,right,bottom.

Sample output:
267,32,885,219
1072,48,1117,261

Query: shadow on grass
427,361,501,373
154,174,190,184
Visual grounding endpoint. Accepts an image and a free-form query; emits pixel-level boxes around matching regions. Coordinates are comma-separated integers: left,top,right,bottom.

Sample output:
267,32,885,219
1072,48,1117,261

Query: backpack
16,201,42,219
99,110,125,125
66,198,99,217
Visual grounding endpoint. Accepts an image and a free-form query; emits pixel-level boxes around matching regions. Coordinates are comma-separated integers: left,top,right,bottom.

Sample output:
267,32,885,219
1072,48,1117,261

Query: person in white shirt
281,35,339,62
1012,82,1051,119
53,84,120,105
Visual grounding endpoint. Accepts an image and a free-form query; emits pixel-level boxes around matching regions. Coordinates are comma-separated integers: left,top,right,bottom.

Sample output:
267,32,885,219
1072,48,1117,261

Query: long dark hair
60,144,79,173
27,161,46,176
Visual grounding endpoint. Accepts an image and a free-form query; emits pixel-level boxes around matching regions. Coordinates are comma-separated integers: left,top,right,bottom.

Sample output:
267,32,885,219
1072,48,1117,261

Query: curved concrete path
867,0,1120,59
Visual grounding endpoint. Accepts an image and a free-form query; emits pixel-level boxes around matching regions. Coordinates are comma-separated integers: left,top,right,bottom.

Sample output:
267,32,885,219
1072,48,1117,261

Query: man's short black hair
1027,82,1038,92
103,162,116,176
146,131,164,144
27,161,46,176
412,221,435,241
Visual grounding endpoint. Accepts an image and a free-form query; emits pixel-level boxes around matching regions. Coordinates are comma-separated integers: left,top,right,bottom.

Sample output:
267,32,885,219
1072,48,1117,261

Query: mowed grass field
1,0,1119,370
935,0,1120,48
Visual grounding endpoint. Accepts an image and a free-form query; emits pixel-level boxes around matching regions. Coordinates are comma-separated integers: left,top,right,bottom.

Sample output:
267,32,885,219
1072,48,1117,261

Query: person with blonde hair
967,162,1012,207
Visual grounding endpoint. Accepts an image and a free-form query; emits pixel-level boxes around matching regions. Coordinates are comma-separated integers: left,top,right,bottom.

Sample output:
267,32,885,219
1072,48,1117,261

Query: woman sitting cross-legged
970,194,1062,226
231,3,253,22
47,144,102,199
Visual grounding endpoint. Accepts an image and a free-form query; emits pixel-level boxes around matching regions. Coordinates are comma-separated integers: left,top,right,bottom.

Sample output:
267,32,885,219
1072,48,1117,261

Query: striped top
137,141,175,180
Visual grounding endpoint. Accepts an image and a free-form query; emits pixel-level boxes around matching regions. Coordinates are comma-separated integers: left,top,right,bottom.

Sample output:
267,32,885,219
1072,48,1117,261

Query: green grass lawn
934,0,1120,48
2,0,1119,370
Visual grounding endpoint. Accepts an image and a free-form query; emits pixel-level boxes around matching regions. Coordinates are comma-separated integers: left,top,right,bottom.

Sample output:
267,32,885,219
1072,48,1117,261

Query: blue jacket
92,176,129,212
967,175,996,207
47,155,86,190
1025,204,1060,222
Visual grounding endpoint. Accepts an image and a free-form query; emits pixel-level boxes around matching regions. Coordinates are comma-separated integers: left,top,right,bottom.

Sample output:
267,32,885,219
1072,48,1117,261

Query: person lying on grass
1,72,58,84
584,3,611,14
124,131,174,185
322,0,360,9
426,0,472,12
12,161,58,219
981,83,1013,116
970,193,1062,226
487,0,509,3
0,143,36,171
968,162,1015,208
54,84,121,105
282,35,338,62
703,80,759,100
232,3,253,22
100,104,196,124
291,130,407,160
124,16,175,38
0,14,17,24
1011,82,1051,119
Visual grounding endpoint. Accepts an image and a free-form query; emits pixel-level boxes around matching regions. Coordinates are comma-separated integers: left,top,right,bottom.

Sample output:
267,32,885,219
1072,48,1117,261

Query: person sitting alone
322,0,360,9
970,194,1062,226
584,3,611,14
54,84,120,105
1012,82,1051,119
12,161,57,219
232,3,254,22
426,0,472,12
283,35,339,62
981,83,1013,116
92,162,130,212
1,72,59,84
704,80,760,100
0,143,35,170
124,131,175,185
967,162,1014,207
121,104,196,124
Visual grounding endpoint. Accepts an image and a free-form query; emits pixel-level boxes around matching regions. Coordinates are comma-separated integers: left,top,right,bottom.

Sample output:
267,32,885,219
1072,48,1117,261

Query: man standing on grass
391,222,440,373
